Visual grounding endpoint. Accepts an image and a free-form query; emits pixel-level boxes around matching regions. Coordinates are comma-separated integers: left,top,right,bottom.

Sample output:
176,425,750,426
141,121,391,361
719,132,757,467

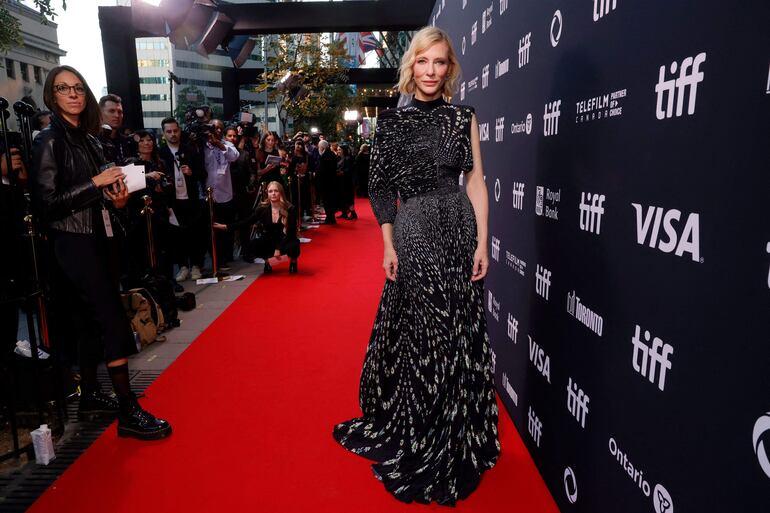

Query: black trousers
247,236,300,260
49,230,136,365
171,199,205,269
213,200,237,264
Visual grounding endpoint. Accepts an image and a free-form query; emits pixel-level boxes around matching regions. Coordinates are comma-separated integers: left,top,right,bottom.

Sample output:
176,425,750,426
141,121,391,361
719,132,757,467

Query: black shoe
289,260,298,274
117,400,172,440
323,218,337,225
78,390,120,421
348,211,358,220
173,281,184,293
263,262,272,274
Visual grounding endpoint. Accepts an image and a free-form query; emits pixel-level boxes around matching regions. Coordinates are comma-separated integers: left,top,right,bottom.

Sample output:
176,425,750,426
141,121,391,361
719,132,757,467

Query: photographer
204,119,239,267
30,65,170,439
158,117,206,282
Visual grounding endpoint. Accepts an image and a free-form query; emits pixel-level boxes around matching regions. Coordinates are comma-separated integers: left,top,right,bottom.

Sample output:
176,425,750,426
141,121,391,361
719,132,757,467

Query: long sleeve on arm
368,115,398,225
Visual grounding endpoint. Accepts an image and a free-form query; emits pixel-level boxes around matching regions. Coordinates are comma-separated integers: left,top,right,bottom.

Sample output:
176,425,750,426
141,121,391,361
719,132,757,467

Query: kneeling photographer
30,65,171,440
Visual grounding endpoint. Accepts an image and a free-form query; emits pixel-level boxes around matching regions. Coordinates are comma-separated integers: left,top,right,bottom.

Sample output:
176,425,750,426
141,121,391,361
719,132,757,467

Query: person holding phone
30,65,171,440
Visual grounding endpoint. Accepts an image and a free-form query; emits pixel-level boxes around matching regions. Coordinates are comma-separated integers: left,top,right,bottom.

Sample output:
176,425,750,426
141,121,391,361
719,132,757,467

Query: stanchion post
296,173,303,232
141,195,157,270
206,186,219,278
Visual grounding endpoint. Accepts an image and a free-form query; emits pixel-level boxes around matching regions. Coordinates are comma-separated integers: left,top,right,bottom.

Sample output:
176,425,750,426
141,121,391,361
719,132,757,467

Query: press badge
101,208,114,238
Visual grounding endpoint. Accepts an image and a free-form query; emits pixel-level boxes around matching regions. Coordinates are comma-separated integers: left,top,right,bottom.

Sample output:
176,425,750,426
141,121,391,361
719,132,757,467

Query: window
6,59,15,79
140,76,168,84
140,94,169,101
137,59,169,68
20,62,29,82
34,66,42,84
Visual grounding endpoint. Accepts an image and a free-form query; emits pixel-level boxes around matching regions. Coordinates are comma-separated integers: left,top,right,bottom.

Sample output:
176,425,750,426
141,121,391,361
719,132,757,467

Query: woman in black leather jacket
30,65,171,440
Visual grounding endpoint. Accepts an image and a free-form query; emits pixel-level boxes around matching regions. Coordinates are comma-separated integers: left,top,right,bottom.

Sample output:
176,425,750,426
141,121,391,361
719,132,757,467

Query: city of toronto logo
564,467,578,504
550,10,562,47
753,412,770,479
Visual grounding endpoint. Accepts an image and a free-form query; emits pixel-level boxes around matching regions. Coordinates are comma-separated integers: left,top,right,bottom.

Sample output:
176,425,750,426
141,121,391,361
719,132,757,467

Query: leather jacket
30,115,109,234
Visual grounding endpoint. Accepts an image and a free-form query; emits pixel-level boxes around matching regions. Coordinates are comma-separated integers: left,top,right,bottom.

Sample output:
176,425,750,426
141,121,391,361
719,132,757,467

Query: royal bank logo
567,291,604,336
501,372,518,406
494,178,501,202
609,437,674,511
507,313,518,343
543,100,562,136
632,203,701,262
460,81,466,100
550,10,563,47
567,377,590,428
528,406,543,447
462,36,466,55
482,64,490,89
535,264,552,300
495,58,509,79
467,76,479,94
487,290,501,321
482,3,493,33
576,88,627,124
491,236,500,261
512,182,525,210
564,467,578,504
632,324,674,391
505,251,526,277
479,121,490,142
518,32,531,68
499,0,508,15
471,21,478,46
655,52,706,120
529,335,551,383
593,0,617,21
753,412,770,479
536,186,560,220
579,192,605,234
510,113,533,135
495,117,505,142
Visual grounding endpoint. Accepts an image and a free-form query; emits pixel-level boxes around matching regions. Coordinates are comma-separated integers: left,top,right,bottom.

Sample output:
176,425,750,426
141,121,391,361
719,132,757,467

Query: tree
255,34,356,136
174,85,222,124
1,0,64,55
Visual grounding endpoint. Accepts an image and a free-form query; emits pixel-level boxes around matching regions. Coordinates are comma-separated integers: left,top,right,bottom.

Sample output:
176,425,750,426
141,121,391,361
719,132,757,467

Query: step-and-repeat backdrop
428,1,770,511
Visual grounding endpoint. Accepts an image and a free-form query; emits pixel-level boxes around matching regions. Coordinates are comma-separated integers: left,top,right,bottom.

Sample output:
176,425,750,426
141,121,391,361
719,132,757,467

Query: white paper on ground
196,277,218,285
252,258,265,264
299,237,312,243
222,275,245,282
121,164,147,193
303,225,320,229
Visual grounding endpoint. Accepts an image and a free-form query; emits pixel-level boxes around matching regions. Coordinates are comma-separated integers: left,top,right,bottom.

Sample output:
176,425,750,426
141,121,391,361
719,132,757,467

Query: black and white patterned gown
333,97,500,506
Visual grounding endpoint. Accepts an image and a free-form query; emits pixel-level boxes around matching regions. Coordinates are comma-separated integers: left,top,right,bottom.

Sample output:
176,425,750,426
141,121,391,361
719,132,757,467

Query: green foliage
0,0,65,55
174,85,224,121
255,34,356,135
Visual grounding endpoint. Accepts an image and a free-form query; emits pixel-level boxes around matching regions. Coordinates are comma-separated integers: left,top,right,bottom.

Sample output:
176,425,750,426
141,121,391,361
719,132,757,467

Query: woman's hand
147,171,164,181
471,246,489,282
92,166,125,188
105,178,129,209
383,247,398,282
212,222,227,231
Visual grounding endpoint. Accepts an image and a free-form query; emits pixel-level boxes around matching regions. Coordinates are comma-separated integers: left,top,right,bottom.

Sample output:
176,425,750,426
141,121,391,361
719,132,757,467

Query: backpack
121,288,165,348
140,273,179,328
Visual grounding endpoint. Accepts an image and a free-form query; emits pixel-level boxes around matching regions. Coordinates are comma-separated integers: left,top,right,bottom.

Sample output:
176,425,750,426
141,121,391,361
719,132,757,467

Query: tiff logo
482,64,490,89
499,0,508,16
482,3,493,33
495,58,509,79
528,406,543,447
632,203,701,262
518,32,531,68
512,182,525,210
495,117,505,142
543,100,562,136
632,324,674,391
472,21,478,46
567,377,590,428
479,122,490,141
579,192,606,234
593,0,617,21
507,313,518,343
535,264,552,300
491,236,500,261
655,52,706,120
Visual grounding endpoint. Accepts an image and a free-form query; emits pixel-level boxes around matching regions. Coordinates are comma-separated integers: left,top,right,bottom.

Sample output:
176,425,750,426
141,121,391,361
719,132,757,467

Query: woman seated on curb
213,181,300,274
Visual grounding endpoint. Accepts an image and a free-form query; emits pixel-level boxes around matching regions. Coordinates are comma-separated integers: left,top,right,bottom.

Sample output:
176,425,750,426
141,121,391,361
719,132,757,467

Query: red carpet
29,200,559,513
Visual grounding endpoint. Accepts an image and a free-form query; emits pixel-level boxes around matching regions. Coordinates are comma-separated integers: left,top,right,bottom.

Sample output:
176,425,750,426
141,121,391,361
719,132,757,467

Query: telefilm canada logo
632,203,701,263
528,335,551,383
510,113,533,135
753,412,770,479
608,437,674,513
655,52,706,120
467,76,479,94
505,250,526,277
550,10,562,47
631,324,674,392
564,467,578,504
501,372,518,406
593,0,618,21
576,88,627,124
536,185,561,220
487,290,501,321
567,291,604,336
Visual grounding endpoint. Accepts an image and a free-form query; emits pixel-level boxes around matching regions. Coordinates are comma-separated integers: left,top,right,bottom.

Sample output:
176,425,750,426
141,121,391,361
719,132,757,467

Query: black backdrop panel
427,1,770,511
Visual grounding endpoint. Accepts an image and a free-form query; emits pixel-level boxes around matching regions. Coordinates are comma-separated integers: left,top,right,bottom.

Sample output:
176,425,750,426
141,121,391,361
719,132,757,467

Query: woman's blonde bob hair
397,26,461,99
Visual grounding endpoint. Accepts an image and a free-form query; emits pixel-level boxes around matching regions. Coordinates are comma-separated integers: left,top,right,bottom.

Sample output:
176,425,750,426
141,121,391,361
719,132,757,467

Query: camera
182,105,213,147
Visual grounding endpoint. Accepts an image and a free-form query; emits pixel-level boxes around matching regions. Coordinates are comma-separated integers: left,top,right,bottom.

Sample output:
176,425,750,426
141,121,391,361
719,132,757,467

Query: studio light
344,110,359,122
310,127,319,134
